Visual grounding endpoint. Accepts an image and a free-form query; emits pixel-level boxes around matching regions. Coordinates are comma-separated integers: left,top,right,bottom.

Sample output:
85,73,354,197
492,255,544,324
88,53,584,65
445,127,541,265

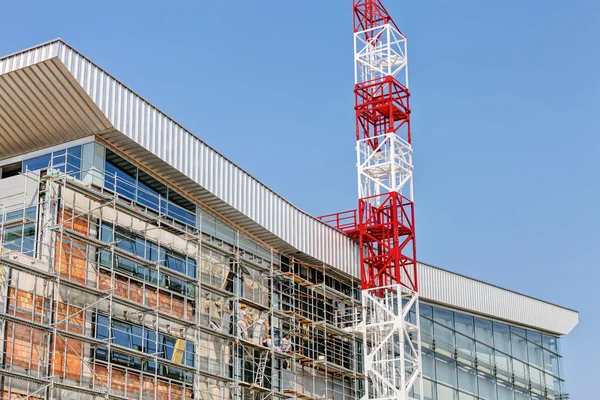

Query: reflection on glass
455,313,474,338
437,384,456,400
497,380,514,400
475,318,493,346
435,354,457,387
457,365,477,395
478,373,497,400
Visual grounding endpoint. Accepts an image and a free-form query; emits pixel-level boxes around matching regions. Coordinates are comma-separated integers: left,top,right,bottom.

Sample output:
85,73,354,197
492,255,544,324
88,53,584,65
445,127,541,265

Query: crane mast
320,1,423,398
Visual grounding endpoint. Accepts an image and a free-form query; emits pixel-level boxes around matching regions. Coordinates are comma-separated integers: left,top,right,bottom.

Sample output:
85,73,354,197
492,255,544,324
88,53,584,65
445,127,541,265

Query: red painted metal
319,0,417,293
356,192,417,291
355,75,411,149
353,0,401,34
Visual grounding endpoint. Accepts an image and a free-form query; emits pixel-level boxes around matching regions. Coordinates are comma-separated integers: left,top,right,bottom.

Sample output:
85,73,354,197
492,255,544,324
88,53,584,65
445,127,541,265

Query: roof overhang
0,40,578,335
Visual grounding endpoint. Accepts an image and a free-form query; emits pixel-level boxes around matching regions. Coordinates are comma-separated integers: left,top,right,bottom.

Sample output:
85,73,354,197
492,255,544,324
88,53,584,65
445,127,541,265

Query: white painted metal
0,39,360,277
362,285,421,400
418,262,579,335
0,41,578,337
354,21,422,400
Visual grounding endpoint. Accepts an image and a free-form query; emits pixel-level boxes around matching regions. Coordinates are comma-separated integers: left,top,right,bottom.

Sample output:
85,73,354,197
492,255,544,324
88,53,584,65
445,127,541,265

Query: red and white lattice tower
320,1,422,399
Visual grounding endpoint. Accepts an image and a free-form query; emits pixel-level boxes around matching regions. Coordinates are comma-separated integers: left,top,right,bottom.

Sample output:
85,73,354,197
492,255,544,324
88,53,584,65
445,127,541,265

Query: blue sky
1,0,598,397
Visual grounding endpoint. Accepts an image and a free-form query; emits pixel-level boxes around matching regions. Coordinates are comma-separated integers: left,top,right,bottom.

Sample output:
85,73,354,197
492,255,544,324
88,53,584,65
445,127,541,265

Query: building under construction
0,39,578,400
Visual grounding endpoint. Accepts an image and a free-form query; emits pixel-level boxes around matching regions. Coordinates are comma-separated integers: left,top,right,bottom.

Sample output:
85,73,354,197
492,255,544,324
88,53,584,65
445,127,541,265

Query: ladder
254,350,270,387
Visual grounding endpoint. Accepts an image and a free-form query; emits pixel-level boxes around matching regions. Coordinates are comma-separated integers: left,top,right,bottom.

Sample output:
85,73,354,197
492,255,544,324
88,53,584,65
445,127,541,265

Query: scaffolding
0,155,366,400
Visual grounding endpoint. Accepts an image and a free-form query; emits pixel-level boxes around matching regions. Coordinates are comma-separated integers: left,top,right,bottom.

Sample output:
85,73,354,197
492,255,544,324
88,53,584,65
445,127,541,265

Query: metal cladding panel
7,40,360,276
0,40,578,335
418,262,578,335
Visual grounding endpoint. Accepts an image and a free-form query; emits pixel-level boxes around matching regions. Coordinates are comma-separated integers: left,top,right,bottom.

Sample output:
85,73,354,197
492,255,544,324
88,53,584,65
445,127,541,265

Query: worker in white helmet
252,311,269,345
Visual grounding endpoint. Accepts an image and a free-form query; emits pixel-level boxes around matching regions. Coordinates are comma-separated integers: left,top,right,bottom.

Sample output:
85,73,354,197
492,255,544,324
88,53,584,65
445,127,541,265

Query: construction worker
237,304,249,339
280,333,292,353
252,312,270,345
263,334,273,348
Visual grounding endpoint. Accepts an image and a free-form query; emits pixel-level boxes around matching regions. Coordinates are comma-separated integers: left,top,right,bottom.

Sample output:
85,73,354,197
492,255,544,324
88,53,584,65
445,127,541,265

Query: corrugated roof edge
419,261,578,314
0,38,346,237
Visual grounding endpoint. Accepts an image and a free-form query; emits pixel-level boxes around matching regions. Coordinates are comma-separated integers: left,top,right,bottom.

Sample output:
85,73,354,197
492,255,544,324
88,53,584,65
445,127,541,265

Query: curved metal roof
0,40,577,335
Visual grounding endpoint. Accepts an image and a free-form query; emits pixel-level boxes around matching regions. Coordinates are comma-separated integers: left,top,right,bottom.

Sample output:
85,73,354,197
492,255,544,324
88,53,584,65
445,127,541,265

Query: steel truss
320,1,422,399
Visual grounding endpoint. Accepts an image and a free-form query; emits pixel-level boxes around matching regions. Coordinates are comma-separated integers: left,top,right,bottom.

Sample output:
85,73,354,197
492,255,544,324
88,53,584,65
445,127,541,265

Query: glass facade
412,304,566,400
2,141,570,399
94,314,194,383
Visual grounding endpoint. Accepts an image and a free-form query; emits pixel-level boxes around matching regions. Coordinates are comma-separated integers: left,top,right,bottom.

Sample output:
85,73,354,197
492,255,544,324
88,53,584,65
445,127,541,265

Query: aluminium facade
0,40,577,400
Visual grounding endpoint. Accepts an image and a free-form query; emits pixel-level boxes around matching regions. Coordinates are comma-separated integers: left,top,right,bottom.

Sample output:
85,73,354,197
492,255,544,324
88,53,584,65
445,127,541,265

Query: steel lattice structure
319,1,423,399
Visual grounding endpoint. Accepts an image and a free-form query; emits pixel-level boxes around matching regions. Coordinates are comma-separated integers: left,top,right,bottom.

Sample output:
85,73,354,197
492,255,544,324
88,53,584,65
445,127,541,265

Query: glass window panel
166,253,186,274
21,223,36,255
163,335,175,360
67,145,82,179
493,322,511,354
434,323,454,352
100,224,113,243
6,226,23,252
99,250,112,268
421,314,434,348
495,349,511,376
542,335,557,353
422,378,436,400
116,256,138,275
433,307,454,328
459,394,476,400
422,349,435,379
135,237,146,258
457,365,477,395
186,342,195,367
113,321,132,347
511,328,528,361
437,384,457,400
456,334,475,364
527,331,542,346
497,381,514,400
435,354,457,387
187,258,197,278
528,342,543,369
105,151,136,199
475,318,493,346
23,154,51,172
513,359,528,385
529,366,543,392
455,313,474,338
544,373,554,393
543,349,555,374
514,387,530,400
476,342,494,372
131,325,143,352
145,330,157,354
478,373,497,400
137,169,166,211
96,315,109,339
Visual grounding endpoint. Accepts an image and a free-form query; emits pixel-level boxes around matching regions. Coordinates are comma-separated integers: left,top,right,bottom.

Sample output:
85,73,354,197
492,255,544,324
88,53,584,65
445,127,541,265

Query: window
4,223,36,255
1,161,22,179
99,223,196,294
455,313,474,338
94,314,193,382
23,154,51,172
66,146,82,179
457,365,477,395
103,149,197,228
475,318,493,346
435,354,457,388
478,373,497,400
497,381,514,400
